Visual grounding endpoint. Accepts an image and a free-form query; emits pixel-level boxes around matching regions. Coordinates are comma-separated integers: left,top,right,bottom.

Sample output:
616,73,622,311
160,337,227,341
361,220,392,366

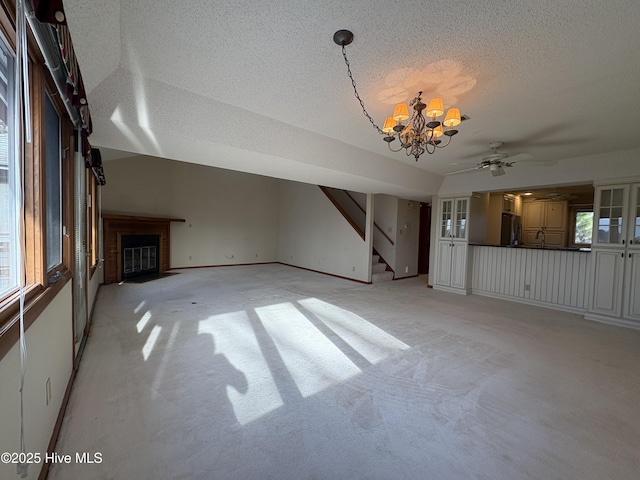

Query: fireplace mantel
102,213,185,284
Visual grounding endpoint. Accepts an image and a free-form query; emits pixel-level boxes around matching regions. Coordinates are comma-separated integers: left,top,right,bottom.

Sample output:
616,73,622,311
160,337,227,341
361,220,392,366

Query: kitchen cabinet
587,182,640,325
522,200,567,247
522,230,565,247
438,197,468,240
434,240,468,290
433,197,471,293
503,195,516,213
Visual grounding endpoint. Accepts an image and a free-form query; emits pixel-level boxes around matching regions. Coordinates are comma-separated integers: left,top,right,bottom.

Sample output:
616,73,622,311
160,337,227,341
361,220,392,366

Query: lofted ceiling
62,0,640,201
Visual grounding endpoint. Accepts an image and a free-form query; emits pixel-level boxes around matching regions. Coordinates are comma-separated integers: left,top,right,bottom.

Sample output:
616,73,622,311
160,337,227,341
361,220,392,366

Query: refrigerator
500,213,522,246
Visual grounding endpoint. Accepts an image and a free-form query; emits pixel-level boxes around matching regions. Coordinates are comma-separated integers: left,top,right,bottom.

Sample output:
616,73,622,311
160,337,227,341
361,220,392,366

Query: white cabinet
588,182,640,326
593,185,628,248
523,200,567,247
434,197,471,294
624,251,640,320
590,249,625,316
434,240,468,290
438,197,468,240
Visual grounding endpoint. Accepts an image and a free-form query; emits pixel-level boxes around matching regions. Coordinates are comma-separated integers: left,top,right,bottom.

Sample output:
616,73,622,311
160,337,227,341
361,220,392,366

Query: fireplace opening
121,234,160,281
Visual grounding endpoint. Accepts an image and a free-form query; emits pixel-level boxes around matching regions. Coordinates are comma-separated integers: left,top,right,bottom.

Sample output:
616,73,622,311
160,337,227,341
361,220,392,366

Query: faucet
536,230,545,248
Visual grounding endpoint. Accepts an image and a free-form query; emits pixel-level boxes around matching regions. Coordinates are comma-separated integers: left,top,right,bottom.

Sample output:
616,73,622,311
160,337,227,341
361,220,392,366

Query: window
45,93,62,271
87,169,99,272
0,32,17,299
570,207,593,246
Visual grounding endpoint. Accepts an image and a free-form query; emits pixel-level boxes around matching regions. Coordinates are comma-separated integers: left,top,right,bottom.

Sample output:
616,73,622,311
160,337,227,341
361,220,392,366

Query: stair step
372,263,387,273
372,254,380,264
371,271,394,283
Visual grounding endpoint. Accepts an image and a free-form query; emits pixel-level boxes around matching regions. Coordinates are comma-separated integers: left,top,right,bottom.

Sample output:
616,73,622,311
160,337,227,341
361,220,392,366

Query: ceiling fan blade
504,153,533,163
516,159,557,167
445,166,483,176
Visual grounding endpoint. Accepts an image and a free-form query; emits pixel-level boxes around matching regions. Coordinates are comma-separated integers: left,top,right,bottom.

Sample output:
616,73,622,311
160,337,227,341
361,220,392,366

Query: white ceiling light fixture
334,30,465,162
447,141,547,177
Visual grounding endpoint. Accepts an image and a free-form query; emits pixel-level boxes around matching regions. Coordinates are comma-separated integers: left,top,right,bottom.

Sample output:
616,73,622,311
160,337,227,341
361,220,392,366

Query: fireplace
121,234,159,280
102,214,185,284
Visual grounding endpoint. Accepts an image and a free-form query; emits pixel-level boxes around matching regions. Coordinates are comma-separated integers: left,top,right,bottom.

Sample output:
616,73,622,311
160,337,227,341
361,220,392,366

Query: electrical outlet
524,284,531,291
188,255,192,260
17,462,28,477
352,266,355,271
45,377,52,405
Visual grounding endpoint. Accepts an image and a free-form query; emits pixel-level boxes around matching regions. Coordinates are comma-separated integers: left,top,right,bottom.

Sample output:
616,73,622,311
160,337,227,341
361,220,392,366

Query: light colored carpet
48,264,640,479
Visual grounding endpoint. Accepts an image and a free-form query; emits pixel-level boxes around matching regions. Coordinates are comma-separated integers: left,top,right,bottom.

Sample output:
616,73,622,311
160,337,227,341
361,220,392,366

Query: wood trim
102,213,186,223
319,187,365,240
102,214,184,284
343,190,395,246
38,364,75,480
37,280,101,480
0,272,71,361
30,63,46,286
278,262,371,284
173,261,278,270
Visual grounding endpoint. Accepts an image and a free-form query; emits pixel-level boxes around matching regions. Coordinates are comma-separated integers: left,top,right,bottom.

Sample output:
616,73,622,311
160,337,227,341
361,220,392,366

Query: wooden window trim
0,1,77,360
0,270,71,361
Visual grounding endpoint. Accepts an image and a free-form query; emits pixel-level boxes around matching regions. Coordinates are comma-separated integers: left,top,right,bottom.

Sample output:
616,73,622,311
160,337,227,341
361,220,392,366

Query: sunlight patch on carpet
255,302,362,398
298,298,410,363
198,311,284,425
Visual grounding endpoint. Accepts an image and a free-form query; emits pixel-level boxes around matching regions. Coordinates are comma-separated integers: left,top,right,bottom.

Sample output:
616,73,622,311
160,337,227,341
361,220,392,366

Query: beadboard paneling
471,246,591,311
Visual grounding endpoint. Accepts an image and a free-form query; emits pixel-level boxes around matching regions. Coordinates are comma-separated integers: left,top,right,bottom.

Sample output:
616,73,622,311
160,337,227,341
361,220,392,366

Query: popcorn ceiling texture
62,1,640,198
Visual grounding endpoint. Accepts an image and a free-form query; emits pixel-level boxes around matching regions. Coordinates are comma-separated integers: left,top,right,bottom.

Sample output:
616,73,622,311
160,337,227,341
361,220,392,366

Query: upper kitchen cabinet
438,197,468,240
593,185,628,247
522,200,568,247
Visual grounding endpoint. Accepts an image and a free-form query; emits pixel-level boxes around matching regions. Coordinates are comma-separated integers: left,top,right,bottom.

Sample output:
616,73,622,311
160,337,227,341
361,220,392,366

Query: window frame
568,205,594,248
0,3,76,361
44,89,63,273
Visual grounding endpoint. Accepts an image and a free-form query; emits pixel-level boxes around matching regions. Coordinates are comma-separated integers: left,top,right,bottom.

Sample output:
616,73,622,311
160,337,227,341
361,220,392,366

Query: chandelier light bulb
426,97,444,118
392,103,409,122
444,108,461,127
382,117,396,133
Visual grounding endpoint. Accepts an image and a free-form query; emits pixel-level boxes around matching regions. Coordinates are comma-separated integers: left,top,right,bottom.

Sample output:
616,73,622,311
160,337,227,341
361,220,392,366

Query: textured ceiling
63,0,640,201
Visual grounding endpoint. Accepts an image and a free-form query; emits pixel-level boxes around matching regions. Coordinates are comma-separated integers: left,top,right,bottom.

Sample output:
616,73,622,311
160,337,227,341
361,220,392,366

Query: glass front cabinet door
439,197,468,240
593,185,628,247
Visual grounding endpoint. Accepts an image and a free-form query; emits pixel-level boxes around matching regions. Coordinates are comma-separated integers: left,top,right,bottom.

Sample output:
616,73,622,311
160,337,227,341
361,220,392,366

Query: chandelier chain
341,46,384,135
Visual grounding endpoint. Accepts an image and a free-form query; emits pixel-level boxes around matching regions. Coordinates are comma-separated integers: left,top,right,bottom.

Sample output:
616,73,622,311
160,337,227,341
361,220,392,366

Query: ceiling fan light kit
334,30,464,161
446,141,540,177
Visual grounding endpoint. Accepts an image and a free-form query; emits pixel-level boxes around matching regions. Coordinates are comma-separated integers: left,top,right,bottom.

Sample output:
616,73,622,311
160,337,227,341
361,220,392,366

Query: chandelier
333,30,463,161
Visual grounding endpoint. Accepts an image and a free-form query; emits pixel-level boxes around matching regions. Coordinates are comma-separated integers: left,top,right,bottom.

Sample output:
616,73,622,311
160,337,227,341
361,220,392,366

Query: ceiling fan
447,141,537,176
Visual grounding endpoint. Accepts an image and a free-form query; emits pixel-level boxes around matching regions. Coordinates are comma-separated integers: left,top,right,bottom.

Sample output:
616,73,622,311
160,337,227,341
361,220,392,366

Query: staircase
371,254,394,283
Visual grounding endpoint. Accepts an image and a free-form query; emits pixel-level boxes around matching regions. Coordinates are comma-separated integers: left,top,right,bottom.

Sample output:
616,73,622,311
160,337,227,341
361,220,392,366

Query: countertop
469,244,591,252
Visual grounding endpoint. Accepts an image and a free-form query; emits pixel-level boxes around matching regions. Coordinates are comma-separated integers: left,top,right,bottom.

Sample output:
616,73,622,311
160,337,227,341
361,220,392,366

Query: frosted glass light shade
392,103,409,122
426,97,444,117
443,108,461,127
382,117,396,133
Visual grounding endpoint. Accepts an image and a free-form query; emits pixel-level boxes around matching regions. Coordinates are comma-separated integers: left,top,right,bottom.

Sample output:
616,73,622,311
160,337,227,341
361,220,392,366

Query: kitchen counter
469,244,592,312
469,243,591,252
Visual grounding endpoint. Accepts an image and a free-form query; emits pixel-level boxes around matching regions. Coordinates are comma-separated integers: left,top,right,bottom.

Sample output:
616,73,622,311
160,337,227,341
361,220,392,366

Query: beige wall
0,283,73,479
101,156,280,267
277,181,371,282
